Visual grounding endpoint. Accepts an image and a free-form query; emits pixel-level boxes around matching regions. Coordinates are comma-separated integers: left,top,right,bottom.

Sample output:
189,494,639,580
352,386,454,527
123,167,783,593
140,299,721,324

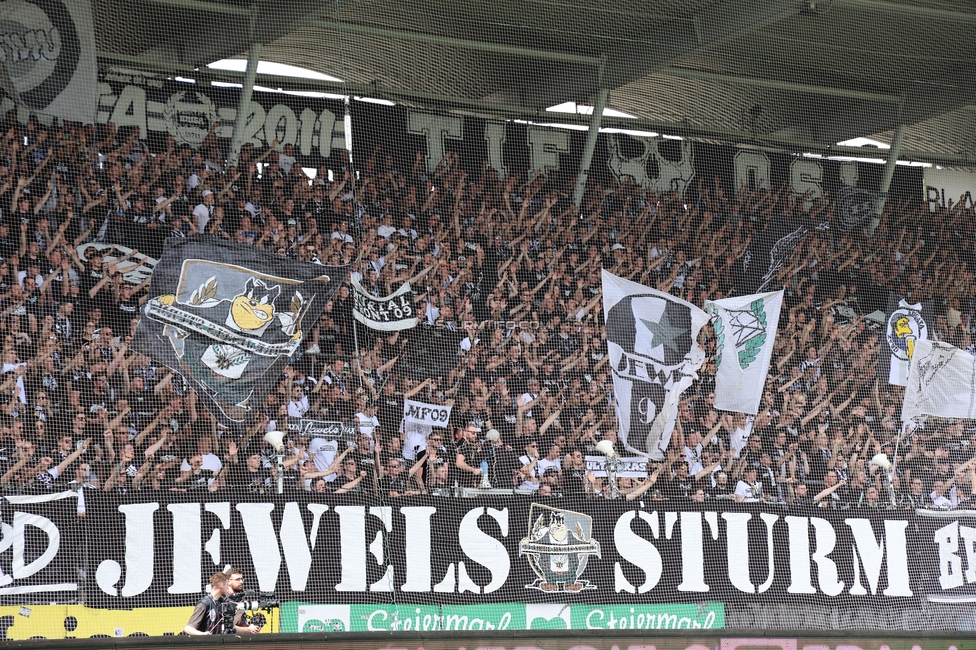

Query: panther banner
879,293,936,387
0,0,98,123
131,236,348,427
705,290,784,415
79,492,972,609
350,276,418,331
602,269,708,460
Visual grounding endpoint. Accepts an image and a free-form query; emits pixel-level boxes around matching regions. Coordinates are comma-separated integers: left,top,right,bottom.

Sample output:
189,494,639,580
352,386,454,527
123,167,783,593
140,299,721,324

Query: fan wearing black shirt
455,423,486,487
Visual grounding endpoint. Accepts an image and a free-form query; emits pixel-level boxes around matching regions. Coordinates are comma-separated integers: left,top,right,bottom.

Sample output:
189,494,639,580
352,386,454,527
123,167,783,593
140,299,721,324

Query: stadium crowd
0,116,973,512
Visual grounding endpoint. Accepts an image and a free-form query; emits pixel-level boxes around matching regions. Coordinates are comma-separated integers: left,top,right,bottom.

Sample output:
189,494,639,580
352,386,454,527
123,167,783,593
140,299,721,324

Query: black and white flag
403,399,452,428
880,293,936,387
903,339,976,421
132,237,348,428
0,0,98,122
349,276,418,331
602,269,707,460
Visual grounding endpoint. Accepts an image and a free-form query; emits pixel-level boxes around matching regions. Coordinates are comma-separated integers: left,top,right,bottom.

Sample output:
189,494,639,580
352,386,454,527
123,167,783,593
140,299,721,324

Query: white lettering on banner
677,512,708,593
400,507,437,592
933,520,976,589
785,516,844,596
0,513,60,585
91,502,925,600
485,121,507,179
614,510,663,594
97,82,346,153
790,158,824,211
96,502,158,597
733,149,772,192
845,518,912,596
924,167,976,212
722,512,777,593
457,507,510,594
839,161,859,187
409,112,463,174
109,85,148,134
167,503,200,594
527,127,568,175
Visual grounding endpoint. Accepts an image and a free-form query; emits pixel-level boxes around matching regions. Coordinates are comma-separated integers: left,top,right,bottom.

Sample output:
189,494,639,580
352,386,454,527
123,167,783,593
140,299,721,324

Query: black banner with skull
131,236,348,428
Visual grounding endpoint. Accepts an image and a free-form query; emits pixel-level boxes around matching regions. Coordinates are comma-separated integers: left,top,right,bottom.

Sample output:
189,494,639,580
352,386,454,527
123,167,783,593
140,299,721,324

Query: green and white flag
705,290,783,415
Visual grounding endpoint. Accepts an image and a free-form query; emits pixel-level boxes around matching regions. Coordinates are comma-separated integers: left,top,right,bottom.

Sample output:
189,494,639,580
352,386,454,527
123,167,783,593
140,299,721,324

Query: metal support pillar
868,123,906,235
572,88,609,208
227,42,262,168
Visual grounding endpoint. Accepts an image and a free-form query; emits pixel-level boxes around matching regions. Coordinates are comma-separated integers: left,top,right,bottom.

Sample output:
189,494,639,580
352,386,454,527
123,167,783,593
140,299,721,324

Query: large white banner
0,0,97,123
705,290,783,415
924,168,976,213
602,269,708,460
903,339,976,421
403,398,452,428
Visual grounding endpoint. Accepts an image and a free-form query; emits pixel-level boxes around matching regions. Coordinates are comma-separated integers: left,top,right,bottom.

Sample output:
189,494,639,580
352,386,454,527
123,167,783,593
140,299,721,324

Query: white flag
0,0,98,123
602,269,708,460
403,399,452,428
705,290,783,415
903,339,976,421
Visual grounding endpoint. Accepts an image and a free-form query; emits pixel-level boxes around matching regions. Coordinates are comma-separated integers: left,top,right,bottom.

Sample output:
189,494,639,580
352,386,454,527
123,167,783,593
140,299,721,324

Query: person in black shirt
184,572,231,635
226,452,271,494
455,423,485,487
380,456,419,497
351,433,379,494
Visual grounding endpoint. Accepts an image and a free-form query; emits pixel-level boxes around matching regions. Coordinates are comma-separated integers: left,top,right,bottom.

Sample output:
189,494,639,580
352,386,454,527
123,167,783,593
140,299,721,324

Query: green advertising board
280,601,724,633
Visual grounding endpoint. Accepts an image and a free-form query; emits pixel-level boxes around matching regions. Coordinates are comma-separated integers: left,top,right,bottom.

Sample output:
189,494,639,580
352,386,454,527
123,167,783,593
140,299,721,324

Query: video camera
219,590,280,634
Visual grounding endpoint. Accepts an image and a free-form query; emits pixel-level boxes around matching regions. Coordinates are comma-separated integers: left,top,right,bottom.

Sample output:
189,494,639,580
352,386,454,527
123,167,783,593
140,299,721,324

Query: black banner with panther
76,491,976,609
131,236,348,428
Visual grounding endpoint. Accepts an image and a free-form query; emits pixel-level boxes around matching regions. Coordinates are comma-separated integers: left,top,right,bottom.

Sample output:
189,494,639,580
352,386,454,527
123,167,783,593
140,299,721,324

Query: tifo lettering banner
95,71,347,167
585,456,648,478
280,600,724,633
78,493,976,609
351,102,923,203
924,167,976,212
0,0,98,123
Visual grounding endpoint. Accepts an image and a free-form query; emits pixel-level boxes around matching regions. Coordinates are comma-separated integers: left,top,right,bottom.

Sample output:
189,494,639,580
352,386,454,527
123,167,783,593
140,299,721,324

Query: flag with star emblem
705,290,783,415
602,269,708,460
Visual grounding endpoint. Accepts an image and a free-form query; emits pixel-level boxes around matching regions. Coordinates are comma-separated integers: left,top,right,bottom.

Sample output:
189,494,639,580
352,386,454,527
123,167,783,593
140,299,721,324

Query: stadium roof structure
95,0,976,166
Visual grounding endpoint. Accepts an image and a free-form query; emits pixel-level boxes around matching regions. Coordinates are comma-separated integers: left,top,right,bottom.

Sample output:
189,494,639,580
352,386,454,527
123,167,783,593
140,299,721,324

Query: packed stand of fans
0,116,973,512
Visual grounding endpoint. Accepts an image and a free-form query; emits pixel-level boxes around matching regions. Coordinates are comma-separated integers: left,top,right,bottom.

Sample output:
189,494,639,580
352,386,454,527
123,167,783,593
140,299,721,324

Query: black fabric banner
350,103,923,203
78,491,975,609
131,236,349,427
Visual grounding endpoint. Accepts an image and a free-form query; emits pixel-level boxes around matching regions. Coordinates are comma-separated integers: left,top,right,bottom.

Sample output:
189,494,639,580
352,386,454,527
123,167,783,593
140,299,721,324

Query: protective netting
0,0,976,641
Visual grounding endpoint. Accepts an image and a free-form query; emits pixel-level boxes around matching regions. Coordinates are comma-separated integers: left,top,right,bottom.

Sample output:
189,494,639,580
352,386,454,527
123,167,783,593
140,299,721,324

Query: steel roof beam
310,21,603,66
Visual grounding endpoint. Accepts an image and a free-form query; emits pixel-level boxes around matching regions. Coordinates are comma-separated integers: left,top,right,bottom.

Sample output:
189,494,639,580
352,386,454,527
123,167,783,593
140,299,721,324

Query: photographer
184,572,230,635
226,567,262,634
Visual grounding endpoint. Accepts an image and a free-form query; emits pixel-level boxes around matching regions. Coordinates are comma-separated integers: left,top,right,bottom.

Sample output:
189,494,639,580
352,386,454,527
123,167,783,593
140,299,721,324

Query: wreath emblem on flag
712,298,768,370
